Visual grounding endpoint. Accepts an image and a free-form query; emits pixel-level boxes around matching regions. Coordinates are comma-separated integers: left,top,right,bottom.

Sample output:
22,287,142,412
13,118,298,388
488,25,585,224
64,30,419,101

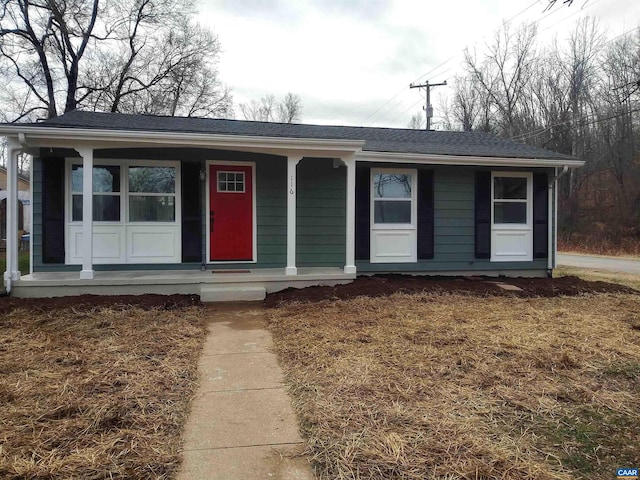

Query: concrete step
199,285,266,302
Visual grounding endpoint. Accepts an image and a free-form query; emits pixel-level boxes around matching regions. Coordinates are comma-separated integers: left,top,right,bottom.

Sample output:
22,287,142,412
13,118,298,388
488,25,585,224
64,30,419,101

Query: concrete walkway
178,303,314,480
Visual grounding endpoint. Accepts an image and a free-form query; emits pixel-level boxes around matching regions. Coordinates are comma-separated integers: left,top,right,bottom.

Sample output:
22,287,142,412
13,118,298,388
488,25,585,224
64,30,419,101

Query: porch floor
11,267,356,300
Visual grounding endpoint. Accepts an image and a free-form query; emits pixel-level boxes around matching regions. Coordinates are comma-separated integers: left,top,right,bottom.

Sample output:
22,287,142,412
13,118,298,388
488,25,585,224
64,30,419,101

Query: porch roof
0,110,583,167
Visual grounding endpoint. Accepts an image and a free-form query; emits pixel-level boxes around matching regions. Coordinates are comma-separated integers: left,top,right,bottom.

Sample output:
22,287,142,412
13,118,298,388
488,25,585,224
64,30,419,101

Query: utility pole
410,80,447,130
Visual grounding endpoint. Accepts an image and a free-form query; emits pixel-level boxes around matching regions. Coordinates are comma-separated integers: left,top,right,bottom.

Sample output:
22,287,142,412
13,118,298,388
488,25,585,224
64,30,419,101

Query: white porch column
4,139,22,291
286,155,302,276
76,148,94,280
343,156,357,274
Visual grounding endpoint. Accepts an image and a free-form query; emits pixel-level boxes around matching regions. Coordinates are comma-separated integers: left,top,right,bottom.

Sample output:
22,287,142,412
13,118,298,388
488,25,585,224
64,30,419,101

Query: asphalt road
557,253,640,275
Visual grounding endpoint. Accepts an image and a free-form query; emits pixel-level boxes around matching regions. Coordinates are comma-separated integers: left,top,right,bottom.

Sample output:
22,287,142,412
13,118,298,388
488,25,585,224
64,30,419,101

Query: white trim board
355,151,583,168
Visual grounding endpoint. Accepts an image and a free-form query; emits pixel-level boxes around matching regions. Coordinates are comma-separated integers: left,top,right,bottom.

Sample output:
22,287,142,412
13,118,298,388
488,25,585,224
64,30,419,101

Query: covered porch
2,126,364,299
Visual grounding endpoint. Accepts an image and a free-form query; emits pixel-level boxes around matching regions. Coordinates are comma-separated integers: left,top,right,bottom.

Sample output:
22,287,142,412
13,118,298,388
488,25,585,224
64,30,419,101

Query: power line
361,0,604,128
361,0,544,127
512,105,640,143
361,56,456,126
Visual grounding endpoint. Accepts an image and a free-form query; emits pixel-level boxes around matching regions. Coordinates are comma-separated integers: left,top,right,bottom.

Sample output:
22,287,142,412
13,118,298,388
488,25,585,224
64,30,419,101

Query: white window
493,176,528,224
66,159,181,265
128,166,176,222
71,165,121,222
370,169,417,263
491,172,533,262
372,172,413,224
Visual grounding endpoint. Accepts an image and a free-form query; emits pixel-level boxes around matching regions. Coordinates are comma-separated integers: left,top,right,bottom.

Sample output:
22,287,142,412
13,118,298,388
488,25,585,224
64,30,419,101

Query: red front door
209,164,253,261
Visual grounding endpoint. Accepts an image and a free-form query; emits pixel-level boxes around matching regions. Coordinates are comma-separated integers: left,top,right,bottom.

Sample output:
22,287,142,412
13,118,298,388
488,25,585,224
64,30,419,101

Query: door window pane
129,167,175,193
129,195,175,222
494,202,527,224
494,177,527,199
374,201,411,223
373,174,411,198
218,171,245,192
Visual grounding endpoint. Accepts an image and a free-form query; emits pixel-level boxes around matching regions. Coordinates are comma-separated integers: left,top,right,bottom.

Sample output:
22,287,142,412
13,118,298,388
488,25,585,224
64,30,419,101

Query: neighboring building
0,110,582,299
0,166,30,191
0,166,31,243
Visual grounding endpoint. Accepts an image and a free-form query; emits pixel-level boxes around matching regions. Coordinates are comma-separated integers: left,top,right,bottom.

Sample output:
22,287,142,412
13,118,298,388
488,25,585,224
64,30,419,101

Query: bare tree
276,92,302,123
0,0,231,120
240,93,303,123
407,111,425,129
464,22,539,137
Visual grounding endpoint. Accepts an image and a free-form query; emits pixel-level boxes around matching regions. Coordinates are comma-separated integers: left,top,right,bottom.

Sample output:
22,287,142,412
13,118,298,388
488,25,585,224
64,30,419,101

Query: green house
0,111,582,300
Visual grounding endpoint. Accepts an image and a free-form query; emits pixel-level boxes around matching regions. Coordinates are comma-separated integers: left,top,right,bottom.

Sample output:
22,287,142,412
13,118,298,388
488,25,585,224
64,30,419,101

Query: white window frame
126,162,179,224
68,160,124,224
370,168,417,263
65,158,181,265
490,171,533,262
206,160,257,264
216,170,246,193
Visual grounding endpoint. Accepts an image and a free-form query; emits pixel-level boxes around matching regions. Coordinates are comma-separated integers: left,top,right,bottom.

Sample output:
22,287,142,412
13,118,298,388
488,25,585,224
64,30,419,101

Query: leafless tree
0,0,232,120
240,93,303,123
407,111,425,130
276,92,302,123
464,22,539,137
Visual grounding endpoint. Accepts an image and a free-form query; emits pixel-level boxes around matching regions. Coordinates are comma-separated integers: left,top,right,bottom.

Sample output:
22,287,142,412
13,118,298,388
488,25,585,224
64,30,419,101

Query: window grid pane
374,200,412,224
217,171,245,193
494,177,527,200
373,174,412,199
129,166,175,193
494,201,527,224
129,195,176,222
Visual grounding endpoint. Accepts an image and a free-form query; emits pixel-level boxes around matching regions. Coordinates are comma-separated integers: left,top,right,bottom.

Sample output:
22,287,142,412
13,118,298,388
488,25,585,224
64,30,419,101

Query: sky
200,0,640,129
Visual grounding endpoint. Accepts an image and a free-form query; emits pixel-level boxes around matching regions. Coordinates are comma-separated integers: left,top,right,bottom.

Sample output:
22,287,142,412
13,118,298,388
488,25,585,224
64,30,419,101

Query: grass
555,265,640,291
0,251,30,288
558,236,640,258
268,292,640,479
0,301,207,479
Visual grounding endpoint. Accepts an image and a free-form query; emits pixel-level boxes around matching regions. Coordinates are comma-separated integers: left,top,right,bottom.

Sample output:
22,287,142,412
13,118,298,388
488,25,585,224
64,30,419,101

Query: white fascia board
0,126,365,157
355,151,584,168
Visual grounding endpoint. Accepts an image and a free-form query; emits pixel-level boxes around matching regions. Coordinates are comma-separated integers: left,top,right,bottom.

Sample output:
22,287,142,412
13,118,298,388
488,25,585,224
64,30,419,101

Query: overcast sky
200,0,640,128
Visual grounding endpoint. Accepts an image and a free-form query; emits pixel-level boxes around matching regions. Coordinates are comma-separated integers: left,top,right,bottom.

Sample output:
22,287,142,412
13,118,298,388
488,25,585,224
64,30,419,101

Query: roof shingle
30,110,574,161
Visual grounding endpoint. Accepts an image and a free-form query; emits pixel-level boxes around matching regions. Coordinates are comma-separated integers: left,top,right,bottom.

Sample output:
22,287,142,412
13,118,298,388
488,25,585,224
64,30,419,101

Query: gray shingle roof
30,110,574,161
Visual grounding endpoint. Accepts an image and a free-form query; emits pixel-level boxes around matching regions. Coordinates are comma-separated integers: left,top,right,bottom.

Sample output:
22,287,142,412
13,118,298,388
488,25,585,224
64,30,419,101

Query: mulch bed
265,274,639,307
0,293,201,314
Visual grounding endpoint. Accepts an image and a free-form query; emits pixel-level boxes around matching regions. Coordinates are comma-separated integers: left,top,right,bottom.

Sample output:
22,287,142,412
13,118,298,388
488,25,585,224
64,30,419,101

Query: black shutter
181,161,203,263
355,166,370,261
42,157,65,263
533,173,548,259
475,171,491,259
417,170,434,259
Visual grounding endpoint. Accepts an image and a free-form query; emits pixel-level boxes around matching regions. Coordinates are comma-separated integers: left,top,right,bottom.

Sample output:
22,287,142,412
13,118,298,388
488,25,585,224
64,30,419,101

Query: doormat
212,270,251,274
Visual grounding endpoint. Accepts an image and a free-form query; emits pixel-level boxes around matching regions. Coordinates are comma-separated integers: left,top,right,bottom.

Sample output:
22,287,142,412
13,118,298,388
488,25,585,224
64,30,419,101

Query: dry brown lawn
0,301,206,479
555,265,640,291
269,292,640,480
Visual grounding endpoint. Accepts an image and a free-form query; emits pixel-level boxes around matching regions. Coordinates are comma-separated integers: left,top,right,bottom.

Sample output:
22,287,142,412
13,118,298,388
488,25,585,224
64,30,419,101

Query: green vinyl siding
357,164,554,273
31,157,43,270
295,158,346,267
31,147,556,275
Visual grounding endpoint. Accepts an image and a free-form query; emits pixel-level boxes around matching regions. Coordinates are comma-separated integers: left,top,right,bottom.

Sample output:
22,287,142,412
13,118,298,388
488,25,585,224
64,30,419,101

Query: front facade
1,111,582,299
